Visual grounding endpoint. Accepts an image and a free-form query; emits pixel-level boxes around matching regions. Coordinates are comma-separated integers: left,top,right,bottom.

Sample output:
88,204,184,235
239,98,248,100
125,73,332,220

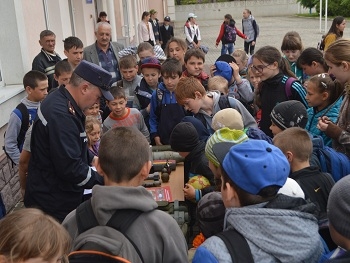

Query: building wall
0,0,158,212
175,0,309,22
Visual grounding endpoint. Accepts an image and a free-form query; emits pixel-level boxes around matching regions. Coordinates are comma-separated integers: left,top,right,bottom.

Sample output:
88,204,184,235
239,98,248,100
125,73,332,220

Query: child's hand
210,65,217,77
229,62,242,82
91,156,98,167
146,104,151,113
154,136,163,146
183,183,195,200
229,62,240,74
317,116,331,131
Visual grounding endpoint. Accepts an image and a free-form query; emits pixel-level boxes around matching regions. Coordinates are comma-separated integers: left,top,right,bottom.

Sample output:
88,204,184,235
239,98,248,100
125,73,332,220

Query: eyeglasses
251,63,271,73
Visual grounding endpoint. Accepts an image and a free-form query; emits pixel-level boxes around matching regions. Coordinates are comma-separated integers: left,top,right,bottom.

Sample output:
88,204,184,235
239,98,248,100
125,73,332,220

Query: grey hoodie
196,91,257,132
4,97,40,164
63,185,188,263
242,15,257,42
195,195,323,262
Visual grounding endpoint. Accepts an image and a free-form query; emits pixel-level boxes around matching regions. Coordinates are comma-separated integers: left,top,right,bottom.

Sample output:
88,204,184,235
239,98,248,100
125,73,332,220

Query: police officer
24,60,114,222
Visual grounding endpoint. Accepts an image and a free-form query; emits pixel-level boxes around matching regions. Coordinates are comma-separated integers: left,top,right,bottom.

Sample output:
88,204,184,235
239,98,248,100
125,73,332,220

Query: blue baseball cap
214,61,233,83
74,60,113,101
212,140,289,195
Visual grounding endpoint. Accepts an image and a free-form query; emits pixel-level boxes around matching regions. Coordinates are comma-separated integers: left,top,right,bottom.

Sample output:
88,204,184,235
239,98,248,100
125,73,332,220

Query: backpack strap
2,103,29,167
218,95,231,109
284,77,296,99
16,102,30,149
76,199,99,234
216,229,254,263
107,209,144,263
75,199,145,263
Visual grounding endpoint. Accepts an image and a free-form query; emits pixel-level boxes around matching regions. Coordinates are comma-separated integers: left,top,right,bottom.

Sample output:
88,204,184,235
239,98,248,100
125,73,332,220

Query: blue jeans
221,43,234,55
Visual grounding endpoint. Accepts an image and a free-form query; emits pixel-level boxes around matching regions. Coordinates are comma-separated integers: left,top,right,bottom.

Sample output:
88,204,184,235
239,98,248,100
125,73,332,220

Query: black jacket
32,49,61,91
184,141,215,191
159,24,174,50
24,86,103,222
259,72,307,137
290,166,335,220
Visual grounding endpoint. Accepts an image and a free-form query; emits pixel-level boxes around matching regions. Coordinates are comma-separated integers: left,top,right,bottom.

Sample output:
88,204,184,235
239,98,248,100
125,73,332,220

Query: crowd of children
3,8,350,263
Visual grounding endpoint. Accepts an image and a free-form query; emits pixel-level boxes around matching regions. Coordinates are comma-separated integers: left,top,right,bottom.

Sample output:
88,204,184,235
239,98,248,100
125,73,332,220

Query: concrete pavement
174,16,328,65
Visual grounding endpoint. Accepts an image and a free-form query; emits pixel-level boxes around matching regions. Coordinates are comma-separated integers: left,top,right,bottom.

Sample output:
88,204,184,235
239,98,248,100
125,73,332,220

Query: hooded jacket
149,82,185,143
63,185,188,263
193,194,323,263
195,91,257,134
4,97,40,165
306,97,342,147
259,73,308,137
242,15,258,42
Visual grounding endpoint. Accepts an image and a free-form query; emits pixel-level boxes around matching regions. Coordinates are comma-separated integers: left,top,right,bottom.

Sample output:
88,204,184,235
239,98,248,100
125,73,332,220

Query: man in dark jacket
24,61,113,222
32,30,61,91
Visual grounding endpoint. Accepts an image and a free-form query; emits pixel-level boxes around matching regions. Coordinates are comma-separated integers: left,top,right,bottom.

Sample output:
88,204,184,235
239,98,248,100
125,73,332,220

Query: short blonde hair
207,76,229,95
232,49,249,64
273,127,312,162
0,208,71,262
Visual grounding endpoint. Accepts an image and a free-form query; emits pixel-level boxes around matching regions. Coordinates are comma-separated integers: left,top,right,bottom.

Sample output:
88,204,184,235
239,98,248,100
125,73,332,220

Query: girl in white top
184,13,201,48
138,11,155,46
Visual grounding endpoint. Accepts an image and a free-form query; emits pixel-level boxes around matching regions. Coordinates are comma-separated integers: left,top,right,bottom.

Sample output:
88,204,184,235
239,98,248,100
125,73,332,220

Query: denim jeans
221,43,234,55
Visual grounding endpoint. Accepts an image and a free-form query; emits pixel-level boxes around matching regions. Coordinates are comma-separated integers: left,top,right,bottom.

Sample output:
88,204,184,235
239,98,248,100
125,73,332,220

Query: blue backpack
311,135,350,182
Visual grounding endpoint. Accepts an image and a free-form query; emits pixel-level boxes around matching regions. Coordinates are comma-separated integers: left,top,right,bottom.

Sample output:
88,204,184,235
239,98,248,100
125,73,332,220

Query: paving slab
174,16,335,65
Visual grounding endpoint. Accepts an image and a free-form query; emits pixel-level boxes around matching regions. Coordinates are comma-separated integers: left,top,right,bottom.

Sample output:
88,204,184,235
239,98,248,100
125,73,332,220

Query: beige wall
73,0,98,47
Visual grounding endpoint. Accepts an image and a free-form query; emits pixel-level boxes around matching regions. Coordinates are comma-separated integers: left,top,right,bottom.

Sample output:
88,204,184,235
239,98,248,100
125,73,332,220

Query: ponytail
280,57,297,78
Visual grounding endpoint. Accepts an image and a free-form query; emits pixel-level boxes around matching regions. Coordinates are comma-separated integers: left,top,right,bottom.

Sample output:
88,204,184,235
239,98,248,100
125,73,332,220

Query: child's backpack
283,76,298,99
311,135,350,182
2,102,29,167
216,229,254,263
314,146,350,182
218,94,257,117
68,199,144,263
317,35,326,51
223,20,237,44
253,19,260,37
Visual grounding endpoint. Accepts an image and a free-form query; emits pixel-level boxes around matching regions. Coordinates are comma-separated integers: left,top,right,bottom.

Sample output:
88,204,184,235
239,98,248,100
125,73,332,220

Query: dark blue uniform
24,86,103,222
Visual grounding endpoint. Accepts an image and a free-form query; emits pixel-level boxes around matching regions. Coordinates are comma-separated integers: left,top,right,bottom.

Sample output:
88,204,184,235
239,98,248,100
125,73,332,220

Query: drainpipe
133,0,139,44
107,0,117,40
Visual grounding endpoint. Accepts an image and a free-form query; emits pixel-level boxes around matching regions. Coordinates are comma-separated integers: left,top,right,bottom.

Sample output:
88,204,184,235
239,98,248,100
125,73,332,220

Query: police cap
74,60,113,101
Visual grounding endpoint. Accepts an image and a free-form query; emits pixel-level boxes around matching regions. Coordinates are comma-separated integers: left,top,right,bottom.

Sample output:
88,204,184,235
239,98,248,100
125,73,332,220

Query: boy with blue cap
193,139,323,262
214,54,254,104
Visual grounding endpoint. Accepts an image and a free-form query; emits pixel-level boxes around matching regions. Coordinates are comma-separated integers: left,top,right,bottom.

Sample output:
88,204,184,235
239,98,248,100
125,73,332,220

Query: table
145,163,184,202
162,163,184,201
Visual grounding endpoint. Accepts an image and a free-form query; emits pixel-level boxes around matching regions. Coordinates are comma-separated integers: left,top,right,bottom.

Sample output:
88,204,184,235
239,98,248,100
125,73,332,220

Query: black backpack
68,199,144,263
317,35,326,51
218,94,257,117
3,102,29,166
